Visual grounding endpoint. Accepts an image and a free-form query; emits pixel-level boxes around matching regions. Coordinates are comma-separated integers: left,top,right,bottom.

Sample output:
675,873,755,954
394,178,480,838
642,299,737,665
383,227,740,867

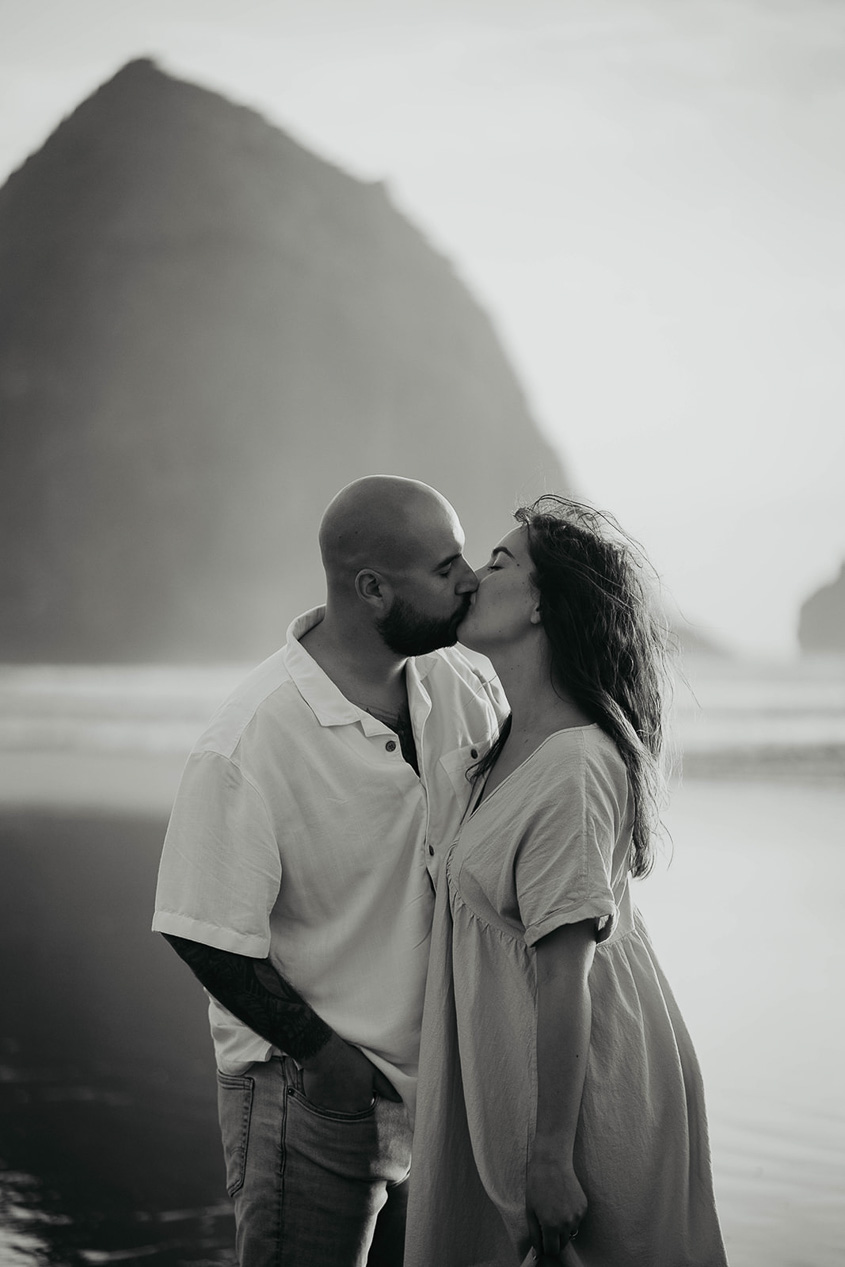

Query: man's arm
163,934,400,1110
163,933,332,1059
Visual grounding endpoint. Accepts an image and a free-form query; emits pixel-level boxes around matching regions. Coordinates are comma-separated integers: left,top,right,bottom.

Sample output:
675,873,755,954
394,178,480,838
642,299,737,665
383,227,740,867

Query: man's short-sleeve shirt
152,607,504,1105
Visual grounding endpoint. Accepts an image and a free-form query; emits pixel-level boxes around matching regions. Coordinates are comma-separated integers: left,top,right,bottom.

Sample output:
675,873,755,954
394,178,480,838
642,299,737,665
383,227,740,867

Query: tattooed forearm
162,934,333,1063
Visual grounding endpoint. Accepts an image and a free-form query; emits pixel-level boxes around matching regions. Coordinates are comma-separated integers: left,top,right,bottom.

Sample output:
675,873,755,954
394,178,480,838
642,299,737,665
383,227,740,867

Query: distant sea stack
798,563,845,654
0,59,568,663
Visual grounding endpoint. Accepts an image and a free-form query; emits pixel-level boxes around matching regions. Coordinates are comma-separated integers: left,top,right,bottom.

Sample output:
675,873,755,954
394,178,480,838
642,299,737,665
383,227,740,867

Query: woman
404,497,727,1267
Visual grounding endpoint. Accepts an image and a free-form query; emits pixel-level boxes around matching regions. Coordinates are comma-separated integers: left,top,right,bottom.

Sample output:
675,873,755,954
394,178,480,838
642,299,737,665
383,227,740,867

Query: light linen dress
405,725,727,1267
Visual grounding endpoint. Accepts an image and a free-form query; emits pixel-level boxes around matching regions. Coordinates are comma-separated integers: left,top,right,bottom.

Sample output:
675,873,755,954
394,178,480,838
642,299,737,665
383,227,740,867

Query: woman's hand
526,1145,587,1261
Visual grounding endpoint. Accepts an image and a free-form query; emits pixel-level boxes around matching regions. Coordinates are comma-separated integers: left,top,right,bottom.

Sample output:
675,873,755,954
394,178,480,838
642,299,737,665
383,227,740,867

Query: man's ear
355,569,389,608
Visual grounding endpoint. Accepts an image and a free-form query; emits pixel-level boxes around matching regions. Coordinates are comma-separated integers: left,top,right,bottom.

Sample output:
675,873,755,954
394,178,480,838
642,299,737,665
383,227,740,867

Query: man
152,475,504,1267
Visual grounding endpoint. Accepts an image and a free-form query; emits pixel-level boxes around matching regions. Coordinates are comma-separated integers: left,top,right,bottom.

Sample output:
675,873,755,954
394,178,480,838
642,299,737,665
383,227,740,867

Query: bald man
153,477,505,1267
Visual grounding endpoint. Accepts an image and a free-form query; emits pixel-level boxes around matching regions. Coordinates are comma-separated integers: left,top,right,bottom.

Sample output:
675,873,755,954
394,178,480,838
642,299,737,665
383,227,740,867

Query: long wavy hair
475,496,672,878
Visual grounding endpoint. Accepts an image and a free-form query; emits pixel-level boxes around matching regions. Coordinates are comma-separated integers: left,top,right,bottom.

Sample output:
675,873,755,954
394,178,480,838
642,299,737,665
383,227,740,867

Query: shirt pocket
437,742,484,802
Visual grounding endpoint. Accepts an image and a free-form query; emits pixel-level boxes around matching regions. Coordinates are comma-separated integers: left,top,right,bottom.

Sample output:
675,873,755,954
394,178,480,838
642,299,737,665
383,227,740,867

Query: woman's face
457,525,540,654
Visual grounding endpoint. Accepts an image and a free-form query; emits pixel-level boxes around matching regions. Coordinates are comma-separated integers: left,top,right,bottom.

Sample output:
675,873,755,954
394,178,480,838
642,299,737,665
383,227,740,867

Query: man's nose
455,558,479,593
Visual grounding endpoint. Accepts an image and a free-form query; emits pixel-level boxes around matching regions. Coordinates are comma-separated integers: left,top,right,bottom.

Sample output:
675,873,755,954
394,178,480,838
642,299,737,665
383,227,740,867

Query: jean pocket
291,1066,377,1123
216,1071,254,1196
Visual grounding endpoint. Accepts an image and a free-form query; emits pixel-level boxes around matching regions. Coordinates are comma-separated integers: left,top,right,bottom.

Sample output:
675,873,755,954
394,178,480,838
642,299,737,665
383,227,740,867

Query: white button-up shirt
152,607,504,1107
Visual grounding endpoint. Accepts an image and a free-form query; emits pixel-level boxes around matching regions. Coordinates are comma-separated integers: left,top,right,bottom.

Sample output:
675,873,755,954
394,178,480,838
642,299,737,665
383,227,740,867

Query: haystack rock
798,562,845,654
0,59,569,663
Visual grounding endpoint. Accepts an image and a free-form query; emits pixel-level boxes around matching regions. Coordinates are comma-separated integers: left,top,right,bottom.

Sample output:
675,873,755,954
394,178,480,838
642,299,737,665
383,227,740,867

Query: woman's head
457,523,542,655
467,495,671,876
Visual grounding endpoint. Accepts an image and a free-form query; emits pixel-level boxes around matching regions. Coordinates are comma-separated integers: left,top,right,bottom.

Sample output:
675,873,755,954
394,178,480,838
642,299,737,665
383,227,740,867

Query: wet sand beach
2,658,844,1265
3,780,843,1266
638,779,845,1267
0,810,233,1266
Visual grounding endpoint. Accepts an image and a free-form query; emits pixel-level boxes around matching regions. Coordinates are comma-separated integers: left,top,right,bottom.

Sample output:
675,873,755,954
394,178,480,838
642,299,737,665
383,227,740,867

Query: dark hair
474,496,671,878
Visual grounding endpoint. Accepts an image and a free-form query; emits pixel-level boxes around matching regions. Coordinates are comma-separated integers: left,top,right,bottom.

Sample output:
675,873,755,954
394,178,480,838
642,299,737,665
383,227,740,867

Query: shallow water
2,657,844,1265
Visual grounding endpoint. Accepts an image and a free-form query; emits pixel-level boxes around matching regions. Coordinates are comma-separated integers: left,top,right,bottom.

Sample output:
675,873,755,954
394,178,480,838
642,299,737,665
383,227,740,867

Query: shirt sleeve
152,750,281,957
516,745,621,948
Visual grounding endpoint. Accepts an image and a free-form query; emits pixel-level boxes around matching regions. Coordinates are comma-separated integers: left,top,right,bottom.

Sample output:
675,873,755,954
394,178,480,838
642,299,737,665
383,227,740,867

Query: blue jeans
217,1055,413,1267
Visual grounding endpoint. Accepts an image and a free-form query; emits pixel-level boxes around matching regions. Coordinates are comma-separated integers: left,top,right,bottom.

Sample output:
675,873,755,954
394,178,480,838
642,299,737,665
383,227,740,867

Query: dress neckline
469,723,599,819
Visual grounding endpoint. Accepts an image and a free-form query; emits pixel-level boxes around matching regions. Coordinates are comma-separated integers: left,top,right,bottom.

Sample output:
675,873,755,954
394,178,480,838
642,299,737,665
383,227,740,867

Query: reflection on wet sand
0,813,233,1266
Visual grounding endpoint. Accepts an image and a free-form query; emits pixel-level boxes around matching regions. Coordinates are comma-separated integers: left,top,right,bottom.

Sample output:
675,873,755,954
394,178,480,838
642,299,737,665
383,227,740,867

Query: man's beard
377,594,471,656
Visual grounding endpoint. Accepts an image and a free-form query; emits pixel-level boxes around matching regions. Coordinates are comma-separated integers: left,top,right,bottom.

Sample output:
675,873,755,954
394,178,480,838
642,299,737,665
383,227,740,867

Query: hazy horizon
1,0,843,658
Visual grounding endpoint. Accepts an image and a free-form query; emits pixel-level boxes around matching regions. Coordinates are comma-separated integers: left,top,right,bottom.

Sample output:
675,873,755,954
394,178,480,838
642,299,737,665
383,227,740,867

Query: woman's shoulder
542,723,622,765
534,725,629,805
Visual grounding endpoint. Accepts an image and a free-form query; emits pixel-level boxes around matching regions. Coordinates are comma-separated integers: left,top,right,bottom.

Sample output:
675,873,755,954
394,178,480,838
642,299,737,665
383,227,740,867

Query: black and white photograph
1,3,843,1265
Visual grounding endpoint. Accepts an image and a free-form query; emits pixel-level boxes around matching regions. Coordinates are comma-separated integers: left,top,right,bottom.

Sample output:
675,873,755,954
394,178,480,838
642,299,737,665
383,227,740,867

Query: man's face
376,509,478,655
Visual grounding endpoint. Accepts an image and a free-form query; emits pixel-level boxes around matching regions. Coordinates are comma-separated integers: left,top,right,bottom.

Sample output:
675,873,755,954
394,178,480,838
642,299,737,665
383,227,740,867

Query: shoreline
2,746,841,822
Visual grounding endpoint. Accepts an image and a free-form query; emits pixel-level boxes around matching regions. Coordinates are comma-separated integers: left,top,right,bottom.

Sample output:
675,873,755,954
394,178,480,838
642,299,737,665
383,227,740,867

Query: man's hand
301,1033,401,1112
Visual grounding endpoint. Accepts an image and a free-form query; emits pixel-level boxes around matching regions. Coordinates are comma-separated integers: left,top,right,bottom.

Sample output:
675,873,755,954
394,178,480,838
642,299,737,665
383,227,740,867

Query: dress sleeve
515,744,621,948
151,750,281,957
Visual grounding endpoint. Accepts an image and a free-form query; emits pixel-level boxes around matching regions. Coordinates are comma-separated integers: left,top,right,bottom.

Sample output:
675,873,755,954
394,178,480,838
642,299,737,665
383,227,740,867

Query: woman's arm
526,918,597,1261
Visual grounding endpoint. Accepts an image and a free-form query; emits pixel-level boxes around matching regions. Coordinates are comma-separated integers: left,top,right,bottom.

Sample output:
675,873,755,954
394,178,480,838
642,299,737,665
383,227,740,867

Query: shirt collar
285,607,436,732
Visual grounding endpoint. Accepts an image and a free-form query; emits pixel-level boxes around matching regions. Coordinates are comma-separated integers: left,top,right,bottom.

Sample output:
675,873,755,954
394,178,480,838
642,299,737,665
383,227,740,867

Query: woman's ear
529,603,543,626
355,569,388,608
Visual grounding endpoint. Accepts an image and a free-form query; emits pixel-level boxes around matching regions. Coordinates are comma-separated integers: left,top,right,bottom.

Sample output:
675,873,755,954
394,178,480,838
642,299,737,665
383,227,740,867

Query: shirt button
385,739,397,752
470,748,478,758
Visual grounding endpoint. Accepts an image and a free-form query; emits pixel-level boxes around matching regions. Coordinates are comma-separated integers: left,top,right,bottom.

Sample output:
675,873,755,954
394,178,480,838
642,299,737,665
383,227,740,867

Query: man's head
319,475,478,655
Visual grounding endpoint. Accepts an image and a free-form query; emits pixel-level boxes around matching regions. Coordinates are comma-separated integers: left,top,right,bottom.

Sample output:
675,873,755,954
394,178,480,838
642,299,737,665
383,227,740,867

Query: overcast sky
2,0,843,656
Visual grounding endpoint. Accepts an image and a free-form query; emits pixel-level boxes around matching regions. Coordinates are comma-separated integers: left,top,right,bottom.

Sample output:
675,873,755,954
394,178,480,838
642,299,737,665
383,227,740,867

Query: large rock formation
0,59,568,663
798,562,845,654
